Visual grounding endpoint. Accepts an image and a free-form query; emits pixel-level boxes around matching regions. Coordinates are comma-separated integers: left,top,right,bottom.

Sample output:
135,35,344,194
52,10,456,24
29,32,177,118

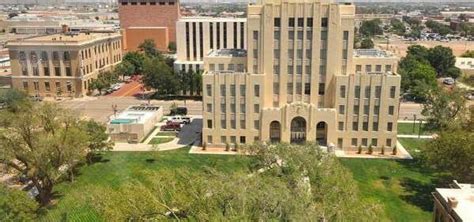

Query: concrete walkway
397,134,434,139
335,140,413,160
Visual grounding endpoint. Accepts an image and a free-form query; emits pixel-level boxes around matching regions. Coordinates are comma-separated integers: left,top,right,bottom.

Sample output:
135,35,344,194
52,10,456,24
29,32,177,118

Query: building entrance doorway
270,121,281,143
316,121,328,146
290,117,306,144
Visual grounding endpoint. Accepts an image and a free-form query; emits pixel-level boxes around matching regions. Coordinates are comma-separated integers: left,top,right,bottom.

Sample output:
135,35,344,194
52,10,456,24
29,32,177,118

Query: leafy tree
423,128,474,183
403,16,421,28
0,185,38,221
142,57,179,95
138,39,160,58
422,88,467,130
399,56,437,101
114,60,135,80
122,51,146,74
359,19,383,37
0,103,90,206
425,20,453,36
427,46,456,77
445,67,462,79
89,71,119,95
360,38,374,49
0,88,31,112
390,18,406,35
461,50,474,58
168,42,176,52
81,120,113,164
406,45,429,61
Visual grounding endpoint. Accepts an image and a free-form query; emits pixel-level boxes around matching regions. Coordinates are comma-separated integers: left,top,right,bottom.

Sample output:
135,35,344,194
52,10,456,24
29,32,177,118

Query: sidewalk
335,140,413,160
397,135,433,139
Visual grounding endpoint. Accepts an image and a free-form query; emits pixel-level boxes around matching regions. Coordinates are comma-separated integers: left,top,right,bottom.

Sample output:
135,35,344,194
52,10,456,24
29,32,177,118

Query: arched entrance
316,121,328,146
269,121,281,143
291,117,306,144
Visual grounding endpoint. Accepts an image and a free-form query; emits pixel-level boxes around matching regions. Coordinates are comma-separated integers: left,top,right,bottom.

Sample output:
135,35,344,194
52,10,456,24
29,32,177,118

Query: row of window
206,119,260,130
355,64,392,73
120,0,176,6
340,85,397,99
19,51,70,63
338,104,395,116
81,41,119,61
206,84,260,97
22,80,74,93
340,121,395,132
208,63,245,72
22,66,72,77
274,17,326,28
207,135,260,145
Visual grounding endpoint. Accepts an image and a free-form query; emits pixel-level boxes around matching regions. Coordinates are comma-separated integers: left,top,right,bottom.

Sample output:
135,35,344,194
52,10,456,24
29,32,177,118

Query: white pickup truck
167,116,191,124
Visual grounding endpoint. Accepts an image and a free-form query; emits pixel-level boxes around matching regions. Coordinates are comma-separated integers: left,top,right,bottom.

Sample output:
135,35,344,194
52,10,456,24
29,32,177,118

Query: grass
340,138,445,222
398,122,432,135
148,137,174,145
41,148,253,221
155,131,177,137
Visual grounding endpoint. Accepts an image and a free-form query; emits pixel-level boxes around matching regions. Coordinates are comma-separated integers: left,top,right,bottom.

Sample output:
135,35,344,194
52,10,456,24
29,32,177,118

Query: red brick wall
122,28,169,52
118,2,180,43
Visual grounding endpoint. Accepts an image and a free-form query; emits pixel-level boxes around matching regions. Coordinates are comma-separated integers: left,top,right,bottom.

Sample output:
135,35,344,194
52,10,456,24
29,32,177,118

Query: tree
427,46,456,77
0,103,94,206
406,45,429,61
138,39,160,58
0,89,31,112
445,67,462,79
359,19,383,37
81,120,113,164
423,128,474,183
0,185,38,220
114,60,135,80
142,57,179,95
461,50,474,58
399,56,438,101
425,20,453,36
89,71,119,95
422,88,467,130
168,42,176,52
360,38,374,49
390,18,406,35
122,51,146,75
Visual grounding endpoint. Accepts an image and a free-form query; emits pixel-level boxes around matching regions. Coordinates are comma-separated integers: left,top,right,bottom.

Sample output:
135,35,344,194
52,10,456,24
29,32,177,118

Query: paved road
399,103,424,120
108,80,143,97
58,96,203,123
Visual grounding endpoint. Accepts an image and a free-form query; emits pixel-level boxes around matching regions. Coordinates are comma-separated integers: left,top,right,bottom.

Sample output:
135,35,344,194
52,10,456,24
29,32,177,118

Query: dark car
160,122,181,131
170,107,188,116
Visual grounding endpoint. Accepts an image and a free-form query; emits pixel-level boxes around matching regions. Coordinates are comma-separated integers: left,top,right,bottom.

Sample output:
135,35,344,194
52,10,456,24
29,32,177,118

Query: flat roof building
455,57,474,77
7,32,122,97
432,181,474,222
201,0,401,151
108,105,163,143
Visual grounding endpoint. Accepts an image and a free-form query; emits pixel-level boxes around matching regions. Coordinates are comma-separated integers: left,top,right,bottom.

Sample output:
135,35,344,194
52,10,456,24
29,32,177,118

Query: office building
432,180,474,222
7,32,122,97
201,0,401,151
175,17,247,72
118,0,181,51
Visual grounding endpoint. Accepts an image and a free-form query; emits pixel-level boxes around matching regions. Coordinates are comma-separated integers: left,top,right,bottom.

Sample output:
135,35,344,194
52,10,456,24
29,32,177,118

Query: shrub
381,145,385,155
368,144,373,154
202,142,207,151
225,142,230,151
357,145,362,154
392,146,397,155
234,143,239,152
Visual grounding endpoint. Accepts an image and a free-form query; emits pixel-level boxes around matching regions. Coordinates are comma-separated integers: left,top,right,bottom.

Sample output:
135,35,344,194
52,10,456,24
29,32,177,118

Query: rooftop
354,49,395,58
110,105,161,125
208,49,247,57
179,17,246,22
456,57,474,69
7,32,121,47
434,181,474,222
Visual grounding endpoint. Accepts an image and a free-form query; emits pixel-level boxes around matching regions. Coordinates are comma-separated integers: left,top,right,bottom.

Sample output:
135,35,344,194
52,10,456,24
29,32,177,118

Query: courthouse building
7,32,122,97
201,0,401,150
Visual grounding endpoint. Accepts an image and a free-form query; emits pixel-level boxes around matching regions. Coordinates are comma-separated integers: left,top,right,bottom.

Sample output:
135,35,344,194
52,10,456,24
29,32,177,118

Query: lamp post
413,114,417,134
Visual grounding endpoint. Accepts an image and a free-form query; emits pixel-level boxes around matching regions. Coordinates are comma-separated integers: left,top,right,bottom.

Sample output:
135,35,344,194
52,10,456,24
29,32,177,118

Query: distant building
201,0,401,149
107,105,163,143
118,0,181,52
432,180,474,222
174,17,247,72
7,32,122,97
456,57,474,77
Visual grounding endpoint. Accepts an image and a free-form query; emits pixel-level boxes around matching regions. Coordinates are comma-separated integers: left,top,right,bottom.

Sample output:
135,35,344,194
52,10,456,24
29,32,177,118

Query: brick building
118,0,181,52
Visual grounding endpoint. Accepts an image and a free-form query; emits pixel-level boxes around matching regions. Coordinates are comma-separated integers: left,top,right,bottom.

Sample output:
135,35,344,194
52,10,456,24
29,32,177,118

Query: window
206,84,212,96
220,104,226,113
362,138,368,146
339,105,345,115
207,119,212,128
65,67,72,76
287,83,293,94
289,18,295,27
254,85,260,97
274,17,281,27
206,104,212,112
254,120,260,130
352,121,358,131
273,83,280,95
356,65,362,72
386,139,392,147
304,83,310,95
288,65,294,74
220,85,226,96
385,65,392,72
240,104,246,113
340,85,346,98
254,104,260,113
253,30,259,40
231,104,236,113
338,122,344,131
44,67,50,76
371,139,378,147
307,18,313,27
365,65,372,73
230,84,236,96
55,67,61,76
41,51,48,61
363,105,370,115
63,51,70,61
318,83,325,95
390,86,396,98
221,119,227,129
337,138,343,149
52,51,59,60
363,122,368,131
388,106,395,115
240,136,246,144
373,122,379,131
354,105,359,115
298,18,304,27
375,86,381,98
240,119,246,129
387,122,393,131
351,138,357,146
231,120,236,129
45,82,51,92
321,18,328,27
240,85,246,96
221,136,227,144
365,86,371,98
22,81,28,91
355,85,360,98
66,82,72,92
374,105,380,115
376,65,382,72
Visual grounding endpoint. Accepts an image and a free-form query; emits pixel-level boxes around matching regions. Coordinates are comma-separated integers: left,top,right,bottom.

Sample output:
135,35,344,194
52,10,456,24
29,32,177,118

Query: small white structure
432,180,474,222
107,105,163,143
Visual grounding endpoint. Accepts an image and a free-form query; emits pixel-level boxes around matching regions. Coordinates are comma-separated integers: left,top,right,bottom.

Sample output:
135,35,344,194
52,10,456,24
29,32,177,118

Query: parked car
465,91,474,100
160,122,181,131
182,116,192,124
167,115,191,124
29,95,43,102
443,77,455,85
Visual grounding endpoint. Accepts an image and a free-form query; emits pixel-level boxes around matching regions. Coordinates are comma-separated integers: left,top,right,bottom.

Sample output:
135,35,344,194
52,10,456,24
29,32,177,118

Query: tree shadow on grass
399,174,453,212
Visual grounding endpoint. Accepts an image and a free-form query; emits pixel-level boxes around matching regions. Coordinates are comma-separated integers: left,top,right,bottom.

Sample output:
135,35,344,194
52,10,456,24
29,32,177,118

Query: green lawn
398,122,432,135
41,148,253,221
148,137,174,144
155,131,177,137
340,138,443,222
